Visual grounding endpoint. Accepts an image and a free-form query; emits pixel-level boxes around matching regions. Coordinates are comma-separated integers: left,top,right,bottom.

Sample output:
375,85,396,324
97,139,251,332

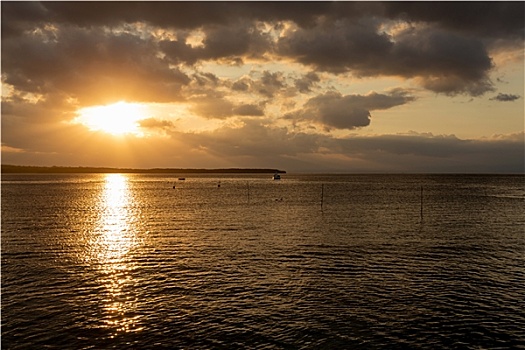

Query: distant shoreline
1,165,286,174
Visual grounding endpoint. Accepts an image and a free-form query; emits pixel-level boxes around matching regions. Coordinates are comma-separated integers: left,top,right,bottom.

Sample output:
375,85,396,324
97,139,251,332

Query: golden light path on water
93,174,143,336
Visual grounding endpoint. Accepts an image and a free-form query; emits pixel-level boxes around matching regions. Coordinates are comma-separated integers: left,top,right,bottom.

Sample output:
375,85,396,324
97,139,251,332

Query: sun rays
74,101,148,136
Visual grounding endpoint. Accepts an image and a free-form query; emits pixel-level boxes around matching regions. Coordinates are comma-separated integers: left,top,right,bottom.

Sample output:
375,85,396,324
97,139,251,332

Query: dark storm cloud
287,90,416,130
37,2,235,29
4,2,522,42
383,2,525,40
159,38,201,66
490,93,521,102
2,25,189,105
2,2,522,100
200,21,271,61
26,2,521,40
36,2,333,30
277,18,393,74
278,20,494,95
386,27,494,96
0,2,49,38
160,21,271,66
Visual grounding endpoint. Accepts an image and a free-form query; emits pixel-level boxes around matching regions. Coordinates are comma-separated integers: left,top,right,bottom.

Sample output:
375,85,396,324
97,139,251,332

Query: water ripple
2,174,524,349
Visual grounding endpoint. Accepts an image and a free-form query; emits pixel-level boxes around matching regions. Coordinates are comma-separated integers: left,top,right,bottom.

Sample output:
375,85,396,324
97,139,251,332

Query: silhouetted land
1,165,286,174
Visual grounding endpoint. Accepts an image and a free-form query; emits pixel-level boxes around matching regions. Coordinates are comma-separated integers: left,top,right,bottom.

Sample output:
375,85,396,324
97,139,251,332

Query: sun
74,101,148,136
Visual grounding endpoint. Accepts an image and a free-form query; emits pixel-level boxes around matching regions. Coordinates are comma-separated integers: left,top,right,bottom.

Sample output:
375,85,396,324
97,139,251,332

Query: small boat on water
178,177,186,181
273,173,281,180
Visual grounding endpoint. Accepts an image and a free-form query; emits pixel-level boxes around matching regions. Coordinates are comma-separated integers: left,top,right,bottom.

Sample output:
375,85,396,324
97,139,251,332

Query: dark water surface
2,174,524,349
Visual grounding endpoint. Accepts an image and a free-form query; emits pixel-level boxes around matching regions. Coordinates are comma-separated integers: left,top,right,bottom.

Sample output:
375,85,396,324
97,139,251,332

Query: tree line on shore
1,164,286,174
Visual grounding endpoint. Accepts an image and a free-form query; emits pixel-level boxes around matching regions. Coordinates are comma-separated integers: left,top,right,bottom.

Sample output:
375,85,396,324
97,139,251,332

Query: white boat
273,173,281,180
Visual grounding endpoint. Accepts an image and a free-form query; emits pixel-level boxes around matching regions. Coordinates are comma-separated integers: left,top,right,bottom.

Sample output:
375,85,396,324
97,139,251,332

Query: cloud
278,21,495,95
139,118,175,130
187,95,235,119
173,127,525,173
34,2,236,29
32,2,336,31
1,144,26,154
200,21,272,62
25,2,521,42
3,110,523,173
184,120,321,158
389,27,494,96
232,104,265,117
286,90,416,130
159,38,201,66
229,71,292,99
257,71,287,98
277,18,393,74
160,21,272,66
0,2,49,38
186,93,264,119
2,25,190,106
321,131,524,173
490,93,521,102
2,1,522,107
490,132,525,142
1,2,522,173
294,72,321,93
231,79,250,92
383,2,525,40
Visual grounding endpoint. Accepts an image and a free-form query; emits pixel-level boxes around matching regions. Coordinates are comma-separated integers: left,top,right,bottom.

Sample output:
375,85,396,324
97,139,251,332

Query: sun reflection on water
99,174,134,260
93,174,143,335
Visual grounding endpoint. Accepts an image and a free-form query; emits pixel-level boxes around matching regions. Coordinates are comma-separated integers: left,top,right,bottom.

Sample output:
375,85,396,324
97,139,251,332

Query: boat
178,177,186,181
273,173,281,180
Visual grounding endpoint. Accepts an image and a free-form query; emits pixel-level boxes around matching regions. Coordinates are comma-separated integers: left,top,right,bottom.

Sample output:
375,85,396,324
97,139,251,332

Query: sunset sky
2,2,524,173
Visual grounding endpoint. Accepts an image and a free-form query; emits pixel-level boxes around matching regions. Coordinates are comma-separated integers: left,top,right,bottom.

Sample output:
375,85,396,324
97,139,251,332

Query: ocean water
1,173,524,349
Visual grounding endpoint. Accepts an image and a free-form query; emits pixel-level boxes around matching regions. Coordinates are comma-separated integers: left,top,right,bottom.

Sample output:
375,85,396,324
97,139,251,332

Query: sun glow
75,101,148,136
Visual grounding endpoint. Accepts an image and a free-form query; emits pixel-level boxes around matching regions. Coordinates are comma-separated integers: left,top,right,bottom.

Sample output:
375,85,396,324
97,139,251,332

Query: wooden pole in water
420,185,423,222
321,183,324,209
247,182,250,204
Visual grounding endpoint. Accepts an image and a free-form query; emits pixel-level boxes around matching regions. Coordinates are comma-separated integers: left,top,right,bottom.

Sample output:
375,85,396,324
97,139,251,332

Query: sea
1,173,524,349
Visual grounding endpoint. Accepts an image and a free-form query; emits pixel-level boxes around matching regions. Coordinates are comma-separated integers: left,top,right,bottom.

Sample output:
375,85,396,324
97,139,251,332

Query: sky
1,1,524,173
